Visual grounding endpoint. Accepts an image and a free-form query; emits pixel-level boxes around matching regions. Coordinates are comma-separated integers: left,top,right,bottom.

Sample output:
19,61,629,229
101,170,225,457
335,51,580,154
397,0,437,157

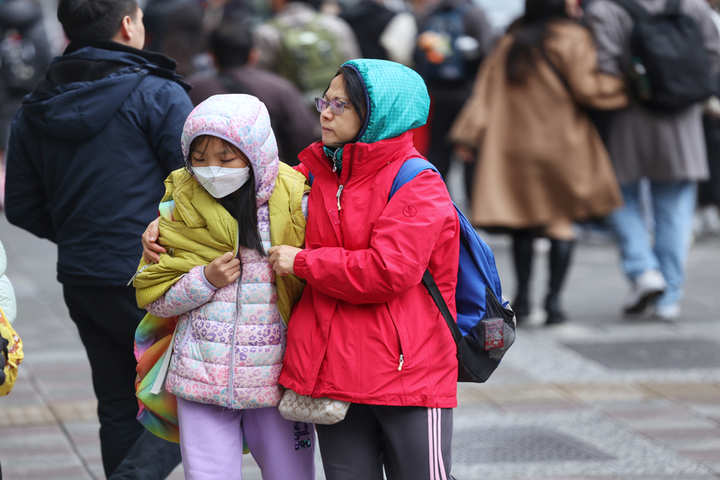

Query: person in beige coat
449,0,628,325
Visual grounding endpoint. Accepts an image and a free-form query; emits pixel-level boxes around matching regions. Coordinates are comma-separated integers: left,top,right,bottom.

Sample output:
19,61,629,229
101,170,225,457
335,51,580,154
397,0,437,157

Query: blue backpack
390,158,516,383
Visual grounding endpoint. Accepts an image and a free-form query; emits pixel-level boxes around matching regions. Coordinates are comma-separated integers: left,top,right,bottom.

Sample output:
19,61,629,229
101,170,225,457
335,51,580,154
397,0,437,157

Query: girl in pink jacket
138,94,314,480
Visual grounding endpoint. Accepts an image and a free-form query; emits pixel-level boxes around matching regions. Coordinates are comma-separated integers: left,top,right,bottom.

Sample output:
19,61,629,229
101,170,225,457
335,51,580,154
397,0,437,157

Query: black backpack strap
607,0,651,21
421,270,463,345
664,0,682,14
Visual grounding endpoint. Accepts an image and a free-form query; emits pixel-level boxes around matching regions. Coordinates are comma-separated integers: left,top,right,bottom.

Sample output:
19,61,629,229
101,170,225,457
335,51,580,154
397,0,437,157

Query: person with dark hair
586,0,720,321
253,0,361,106
3,0,192,476
266,59,460,480
186,21,318,165
133,94,314,480
448,0,628,325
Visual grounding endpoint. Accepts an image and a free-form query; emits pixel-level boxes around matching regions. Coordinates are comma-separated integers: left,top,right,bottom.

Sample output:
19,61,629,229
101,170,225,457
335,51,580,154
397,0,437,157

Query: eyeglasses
315,97,350,115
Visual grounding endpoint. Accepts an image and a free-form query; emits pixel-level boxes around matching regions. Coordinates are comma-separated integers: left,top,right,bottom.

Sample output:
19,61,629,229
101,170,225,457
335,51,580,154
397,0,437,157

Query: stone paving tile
457,383,495,406
508,476,620,480
1,464,94,480
557,383,650,402
639,382,720,400
680,450,720,462
679,400,720,422
478,383,574,404
0,404,56,426
498,399,587,414
50,400,98,423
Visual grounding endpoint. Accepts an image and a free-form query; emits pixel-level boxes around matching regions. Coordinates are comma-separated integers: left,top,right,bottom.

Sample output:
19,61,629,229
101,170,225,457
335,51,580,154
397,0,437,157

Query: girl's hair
326,65,367,143
186,135,265,257
505,0,570,84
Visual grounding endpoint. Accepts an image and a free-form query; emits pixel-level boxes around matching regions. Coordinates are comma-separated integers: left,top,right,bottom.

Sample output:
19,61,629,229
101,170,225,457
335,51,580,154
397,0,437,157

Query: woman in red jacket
268,59,460,480
144,59,461,479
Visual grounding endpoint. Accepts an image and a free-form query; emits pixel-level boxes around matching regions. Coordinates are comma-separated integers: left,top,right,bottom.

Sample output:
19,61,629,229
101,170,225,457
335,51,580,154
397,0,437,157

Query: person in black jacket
4,0,193,477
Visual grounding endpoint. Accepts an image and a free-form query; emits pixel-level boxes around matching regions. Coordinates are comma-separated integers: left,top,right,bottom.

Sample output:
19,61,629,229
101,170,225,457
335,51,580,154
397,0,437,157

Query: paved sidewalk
1,208,720,480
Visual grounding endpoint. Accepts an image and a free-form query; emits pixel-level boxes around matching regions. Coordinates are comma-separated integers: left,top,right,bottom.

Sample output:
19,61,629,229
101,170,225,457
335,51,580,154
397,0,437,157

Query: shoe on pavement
624,269,666,315
652,303,681,321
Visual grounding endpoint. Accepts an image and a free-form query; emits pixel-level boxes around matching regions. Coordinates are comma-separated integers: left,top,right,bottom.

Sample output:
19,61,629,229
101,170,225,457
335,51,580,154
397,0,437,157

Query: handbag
278,388,350,425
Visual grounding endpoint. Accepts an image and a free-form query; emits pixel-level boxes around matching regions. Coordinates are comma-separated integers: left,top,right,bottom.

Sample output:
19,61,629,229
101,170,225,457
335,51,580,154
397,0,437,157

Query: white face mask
192,165,251,198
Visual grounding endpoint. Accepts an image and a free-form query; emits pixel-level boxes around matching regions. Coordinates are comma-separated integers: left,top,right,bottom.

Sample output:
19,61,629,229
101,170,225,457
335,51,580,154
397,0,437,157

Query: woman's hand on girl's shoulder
142,217,165,263
205,252,241,288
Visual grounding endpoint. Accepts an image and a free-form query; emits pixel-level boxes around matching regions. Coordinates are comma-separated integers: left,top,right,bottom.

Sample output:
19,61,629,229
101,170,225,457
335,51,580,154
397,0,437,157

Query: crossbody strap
422,270,463,345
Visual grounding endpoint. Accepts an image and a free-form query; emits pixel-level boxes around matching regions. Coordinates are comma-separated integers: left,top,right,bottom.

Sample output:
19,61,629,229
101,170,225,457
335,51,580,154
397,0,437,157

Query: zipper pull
126,263,150,286
336,184,344,211
398,354,404,371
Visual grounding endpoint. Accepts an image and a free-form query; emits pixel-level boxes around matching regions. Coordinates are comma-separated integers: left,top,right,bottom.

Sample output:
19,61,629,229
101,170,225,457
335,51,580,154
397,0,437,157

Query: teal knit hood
324,59,430,166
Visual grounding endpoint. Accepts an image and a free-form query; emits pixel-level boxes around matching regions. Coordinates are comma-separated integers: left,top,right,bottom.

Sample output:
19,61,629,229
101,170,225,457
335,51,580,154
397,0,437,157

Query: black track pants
316,403,454,480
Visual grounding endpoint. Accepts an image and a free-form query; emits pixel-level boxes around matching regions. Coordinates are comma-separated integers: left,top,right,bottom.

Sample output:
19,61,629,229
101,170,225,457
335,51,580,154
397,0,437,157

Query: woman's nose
320,107,333,120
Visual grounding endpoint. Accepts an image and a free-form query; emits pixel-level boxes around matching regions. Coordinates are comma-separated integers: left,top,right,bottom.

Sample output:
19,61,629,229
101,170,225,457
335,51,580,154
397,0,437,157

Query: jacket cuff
200,266,219,291
294,250,308,278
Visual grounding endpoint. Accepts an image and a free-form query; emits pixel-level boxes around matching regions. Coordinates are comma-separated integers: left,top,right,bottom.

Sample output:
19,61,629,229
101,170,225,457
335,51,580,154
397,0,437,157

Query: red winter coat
279,131,460,408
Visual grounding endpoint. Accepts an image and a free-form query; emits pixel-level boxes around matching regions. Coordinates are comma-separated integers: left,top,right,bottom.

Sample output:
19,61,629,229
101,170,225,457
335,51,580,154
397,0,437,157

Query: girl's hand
205,252,241,288
142,217,165,263
268,245,302,276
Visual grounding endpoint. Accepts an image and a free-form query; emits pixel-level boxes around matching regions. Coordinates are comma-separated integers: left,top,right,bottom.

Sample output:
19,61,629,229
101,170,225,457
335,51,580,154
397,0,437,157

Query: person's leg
511,229,535,321
463,159,476,207
241,407,315,480
108,429,183,480
374,405,453,480
176,397,243,480
316,403,384,480
609,180,666,313
609,180,659,278
651,180,696,312
545,238,575,325
62,285,148,477
427,98,461,180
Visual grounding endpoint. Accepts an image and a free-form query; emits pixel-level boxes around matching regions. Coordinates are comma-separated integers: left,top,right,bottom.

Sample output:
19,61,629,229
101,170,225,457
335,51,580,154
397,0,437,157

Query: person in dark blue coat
4,0,193,477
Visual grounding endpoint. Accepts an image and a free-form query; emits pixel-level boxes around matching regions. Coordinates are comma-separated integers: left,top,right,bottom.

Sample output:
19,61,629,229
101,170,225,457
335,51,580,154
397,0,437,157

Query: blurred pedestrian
339,0,417,66
696,0,720,236
449,0,628,325
186,21,318,165
586,0,720,320
142,0,206,76
254,0,361,107
0,0,53,209
3,0,192,476
414,0,495,203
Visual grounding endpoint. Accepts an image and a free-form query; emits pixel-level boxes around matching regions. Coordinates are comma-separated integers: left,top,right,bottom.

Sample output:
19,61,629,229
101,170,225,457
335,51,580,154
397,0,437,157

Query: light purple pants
176,397,316,480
